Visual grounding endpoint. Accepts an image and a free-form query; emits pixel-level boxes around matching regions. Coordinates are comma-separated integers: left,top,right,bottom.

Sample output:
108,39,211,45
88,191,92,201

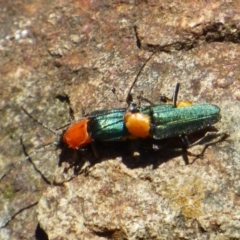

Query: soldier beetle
19,53,226,172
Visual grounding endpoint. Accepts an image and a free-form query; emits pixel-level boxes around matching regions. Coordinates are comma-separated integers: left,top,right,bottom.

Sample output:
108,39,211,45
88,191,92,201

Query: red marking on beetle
124,111,151,138
62,119,92,149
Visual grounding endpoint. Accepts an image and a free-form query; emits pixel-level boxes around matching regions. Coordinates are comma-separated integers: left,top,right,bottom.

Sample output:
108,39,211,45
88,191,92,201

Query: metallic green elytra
142,103,220,139
88,108,128,141
88,102,221,143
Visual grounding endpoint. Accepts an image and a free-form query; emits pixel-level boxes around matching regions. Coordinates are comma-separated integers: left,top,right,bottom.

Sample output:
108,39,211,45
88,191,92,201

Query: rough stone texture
0,0,240,239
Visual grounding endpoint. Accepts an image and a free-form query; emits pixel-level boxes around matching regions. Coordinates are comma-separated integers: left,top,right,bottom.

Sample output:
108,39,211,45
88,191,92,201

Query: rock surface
0,1,239,239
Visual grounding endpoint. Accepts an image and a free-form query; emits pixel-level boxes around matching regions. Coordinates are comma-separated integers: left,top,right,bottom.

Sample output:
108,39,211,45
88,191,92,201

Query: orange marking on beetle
124,112,151,138
62,119,92,149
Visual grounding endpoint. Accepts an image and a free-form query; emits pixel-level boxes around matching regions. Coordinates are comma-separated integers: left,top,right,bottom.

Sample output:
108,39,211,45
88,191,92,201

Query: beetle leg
187,131,229,147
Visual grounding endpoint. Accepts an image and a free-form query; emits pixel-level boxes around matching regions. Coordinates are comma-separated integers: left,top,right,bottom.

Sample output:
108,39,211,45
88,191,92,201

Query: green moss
1,183,16,200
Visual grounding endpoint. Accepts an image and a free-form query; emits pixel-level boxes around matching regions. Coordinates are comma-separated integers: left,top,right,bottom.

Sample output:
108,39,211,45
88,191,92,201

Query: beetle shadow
120,138,187,169
58,139,186,173
57,127,223,173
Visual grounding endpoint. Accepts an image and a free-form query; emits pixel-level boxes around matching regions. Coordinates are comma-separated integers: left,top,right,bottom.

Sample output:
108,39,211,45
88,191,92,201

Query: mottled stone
0,0,240,239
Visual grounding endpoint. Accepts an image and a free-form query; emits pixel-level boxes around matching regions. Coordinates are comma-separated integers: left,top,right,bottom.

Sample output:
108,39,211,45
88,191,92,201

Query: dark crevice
0,169,12,181
136,22,240,52
56,93,71,105
93,228,128,240
0,202,38,228
56,93,75,120
93,229,115,238
134,25,141,49
20,137,52,185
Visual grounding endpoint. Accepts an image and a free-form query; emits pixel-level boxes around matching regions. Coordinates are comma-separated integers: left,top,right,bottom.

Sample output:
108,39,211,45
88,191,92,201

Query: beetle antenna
22,107,59,136
111,51,156,107
126,51,156,104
